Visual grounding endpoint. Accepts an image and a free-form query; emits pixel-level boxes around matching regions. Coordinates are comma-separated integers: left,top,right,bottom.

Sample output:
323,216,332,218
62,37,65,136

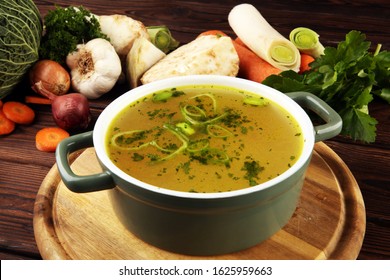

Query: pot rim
93,75,315,199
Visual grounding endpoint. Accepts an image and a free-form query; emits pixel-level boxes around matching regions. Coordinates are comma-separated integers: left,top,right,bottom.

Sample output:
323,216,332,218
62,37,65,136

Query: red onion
51,93,91,131
34,81,91,132
30,60,70,96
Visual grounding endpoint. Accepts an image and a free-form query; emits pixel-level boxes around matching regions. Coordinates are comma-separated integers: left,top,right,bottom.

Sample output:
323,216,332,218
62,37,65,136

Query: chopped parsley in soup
106,85,303,193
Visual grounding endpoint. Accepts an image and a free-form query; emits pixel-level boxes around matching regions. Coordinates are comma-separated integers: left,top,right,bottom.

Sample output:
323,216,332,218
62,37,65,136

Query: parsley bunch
39,6,108,64
263,31,390,143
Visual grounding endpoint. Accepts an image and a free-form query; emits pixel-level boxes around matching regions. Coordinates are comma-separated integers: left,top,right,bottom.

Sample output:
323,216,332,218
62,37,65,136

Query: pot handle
285,91,342,142
55,131,116,193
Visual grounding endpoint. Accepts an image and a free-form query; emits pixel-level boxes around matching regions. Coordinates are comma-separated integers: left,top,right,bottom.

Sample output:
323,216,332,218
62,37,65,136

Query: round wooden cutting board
33,142,365,260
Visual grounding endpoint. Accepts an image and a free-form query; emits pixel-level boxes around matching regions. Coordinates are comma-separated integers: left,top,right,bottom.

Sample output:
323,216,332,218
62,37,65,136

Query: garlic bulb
66,38,122,99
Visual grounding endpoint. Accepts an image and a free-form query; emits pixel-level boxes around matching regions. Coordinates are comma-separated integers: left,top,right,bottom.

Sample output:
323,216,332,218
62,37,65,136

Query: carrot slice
0,110,15,135
35,127,69,152
25,95,52,105
299,53,315,73
2,101,35,124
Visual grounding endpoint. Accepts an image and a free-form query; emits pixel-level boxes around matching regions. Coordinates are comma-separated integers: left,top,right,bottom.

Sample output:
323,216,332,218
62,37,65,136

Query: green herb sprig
263,30,390,143
39,6,109,64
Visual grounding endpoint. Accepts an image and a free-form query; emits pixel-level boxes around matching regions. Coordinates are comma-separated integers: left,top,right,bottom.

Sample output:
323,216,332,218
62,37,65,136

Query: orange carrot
0,110,15,135
197,30,229,38
0,100,3,109
199,31,281,83
35,127,69,152
25,95,52,105
299,53,315,73
2,101,35,125
232,39,282,83
234,37,246,47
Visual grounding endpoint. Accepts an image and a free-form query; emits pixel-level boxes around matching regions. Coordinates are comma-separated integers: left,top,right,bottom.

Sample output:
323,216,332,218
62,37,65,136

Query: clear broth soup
106,85,303,193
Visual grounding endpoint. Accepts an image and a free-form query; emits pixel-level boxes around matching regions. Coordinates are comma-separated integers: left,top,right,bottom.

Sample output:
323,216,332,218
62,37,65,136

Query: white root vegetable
66,38,122,99
141,35,239,84
97,15,150,62
126,37,166,88
228,3,301,72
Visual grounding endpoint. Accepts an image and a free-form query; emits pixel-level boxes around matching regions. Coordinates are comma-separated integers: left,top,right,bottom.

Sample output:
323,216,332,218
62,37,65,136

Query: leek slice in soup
106,85,303,193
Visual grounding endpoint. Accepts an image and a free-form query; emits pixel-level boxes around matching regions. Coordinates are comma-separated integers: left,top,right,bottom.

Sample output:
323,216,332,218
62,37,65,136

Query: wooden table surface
0,0,389,260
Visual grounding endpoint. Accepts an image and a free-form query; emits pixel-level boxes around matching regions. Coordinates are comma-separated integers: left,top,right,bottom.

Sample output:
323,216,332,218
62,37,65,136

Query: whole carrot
197,30,229,38
234,37,246,46
198,30,281,83
299,53,315,73
25,95,52,105
233,38,281,83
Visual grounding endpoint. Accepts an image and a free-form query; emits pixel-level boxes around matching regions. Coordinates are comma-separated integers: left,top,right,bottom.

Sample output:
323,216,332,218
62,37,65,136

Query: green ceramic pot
56,75,342,256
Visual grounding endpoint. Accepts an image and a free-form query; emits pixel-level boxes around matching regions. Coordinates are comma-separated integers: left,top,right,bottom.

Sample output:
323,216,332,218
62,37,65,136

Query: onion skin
33,81,91,132
30,60,70,96
51,93,91,132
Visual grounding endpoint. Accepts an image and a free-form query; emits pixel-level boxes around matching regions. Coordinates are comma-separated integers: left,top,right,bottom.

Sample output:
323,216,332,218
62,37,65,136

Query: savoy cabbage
0,0,42,99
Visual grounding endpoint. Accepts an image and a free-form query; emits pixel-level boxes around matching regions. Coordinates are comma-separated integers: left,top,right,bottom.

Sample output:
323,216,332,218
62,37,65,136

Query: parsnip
126,37,166,88
228,4,301,72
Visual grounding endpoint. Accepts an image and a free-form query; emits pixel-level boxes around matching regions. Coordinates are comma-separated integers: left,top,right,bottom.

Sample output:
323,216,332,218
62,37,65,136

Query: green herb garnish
132,153,144,162
263,30,390,143
39,6,109,64
242,160,264,186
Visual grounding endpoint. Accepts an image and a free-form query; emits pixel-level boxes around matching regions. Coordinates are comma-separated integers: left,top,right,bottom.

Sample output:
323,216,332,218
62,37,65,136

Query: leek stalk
147,26,179,53
289,27,325,58
243,97,270,106
176,122,196,136
228,4,301,72
111,94,236,164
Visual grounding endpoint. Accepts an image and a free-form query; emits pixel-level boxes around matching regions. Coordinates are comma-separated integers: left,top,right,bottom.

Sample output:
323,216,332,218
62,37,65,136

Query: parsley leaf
39,6,108,64
242,160,264,186
263,30,390,143
340,107,378,143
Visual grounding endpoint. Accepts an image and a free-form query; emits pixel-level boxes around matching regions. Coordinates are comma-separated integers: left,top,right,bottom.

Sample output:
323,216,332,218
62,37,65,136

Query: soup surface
106,85,303,193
